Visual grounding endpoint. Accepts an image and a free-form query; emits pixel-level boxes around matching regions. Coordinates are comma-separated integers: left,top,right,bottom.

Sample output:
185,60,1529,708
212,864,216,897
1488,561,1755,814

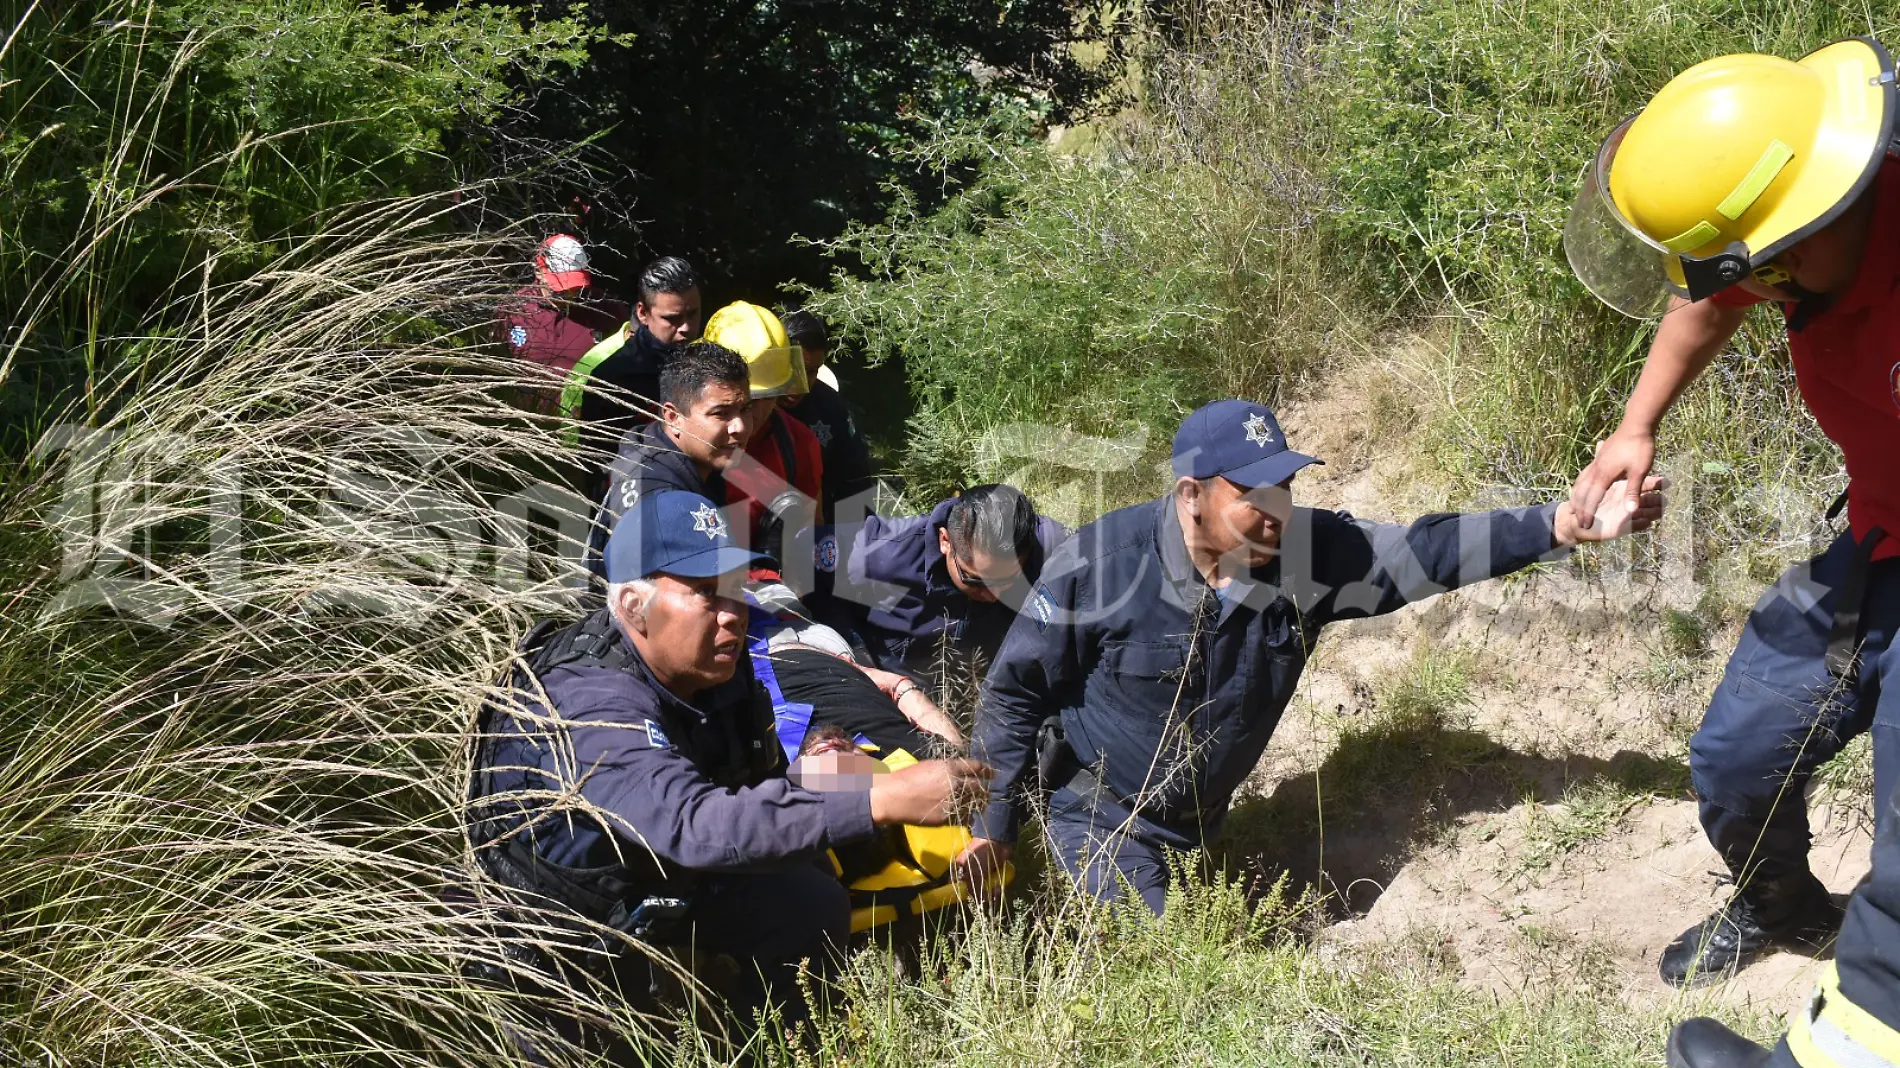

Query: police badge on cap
1171,399,1324,489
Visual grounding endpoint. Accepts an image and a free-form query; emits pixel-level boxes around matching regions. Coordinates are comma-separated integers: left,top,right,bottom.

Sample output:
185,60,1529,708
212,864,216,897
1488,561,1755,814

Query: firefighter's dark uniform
1672,790,1900,1068
785,381,876,517
1660,154,1900,985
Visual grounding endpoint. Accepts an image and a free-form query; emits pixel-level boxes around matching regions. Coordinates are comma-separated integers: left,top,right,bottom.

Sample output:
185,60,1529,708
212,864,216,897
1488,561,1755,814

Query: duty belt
477,837,693,962
1037,716,1211,825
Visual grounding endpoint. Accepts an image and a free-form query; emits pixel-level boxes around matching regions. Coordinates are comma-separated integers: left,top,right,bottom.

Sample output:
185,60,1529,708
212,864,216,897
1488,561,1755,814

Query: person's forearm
894,684,964,747
1619,297,1745,436
615,773,875,872
855,664,966,746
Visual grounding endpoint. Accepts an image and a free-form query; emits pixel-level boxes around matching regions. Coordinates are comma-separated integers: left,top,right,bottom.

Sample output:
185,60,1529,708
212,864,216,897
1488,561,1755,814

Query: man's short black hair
637,256,702,306
944,483,1041,570
780,308,830,351
660,343,748,411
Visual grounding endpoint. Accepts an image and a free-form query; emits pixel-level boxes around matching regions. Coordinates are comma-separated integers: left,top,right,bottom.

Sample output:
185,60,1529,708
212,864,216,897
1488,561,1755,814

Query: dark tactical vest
466,611,779,960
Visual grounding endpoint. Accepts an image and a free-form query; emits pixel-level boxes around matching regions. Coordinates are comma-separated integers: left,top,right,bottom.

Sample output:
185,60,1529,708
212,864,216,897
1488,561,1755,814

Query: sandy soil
1238,360,1873,1018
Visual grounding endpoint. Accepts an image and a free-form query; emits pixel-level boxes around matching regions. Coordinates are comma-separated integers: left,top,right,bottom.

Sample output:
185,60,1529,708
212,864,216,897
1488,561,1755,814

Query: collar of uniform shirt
602,609,735,724
1155,493,1277,626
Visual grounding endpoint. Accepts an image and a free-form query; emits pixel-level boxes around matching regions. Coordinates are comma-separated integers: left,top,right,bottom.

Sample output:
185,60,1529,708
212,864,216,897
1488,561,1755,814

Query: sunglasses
948,554,1020,590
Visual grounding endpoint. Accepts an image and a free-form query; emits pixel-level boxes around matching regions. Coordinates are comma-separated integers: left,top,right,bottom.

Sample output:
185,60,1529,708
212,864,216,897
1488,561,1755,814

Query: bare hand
867,758,992,827
950,835,1014,892
1557,474,1669,544
1570,429,1657,531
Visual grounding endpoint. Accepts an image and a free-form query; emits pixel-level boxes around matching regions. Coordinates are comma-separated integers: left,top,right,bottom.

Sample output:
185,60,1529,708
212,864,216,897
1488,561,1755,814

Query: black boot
1660,871,1843,987
1666,1018,1773,1068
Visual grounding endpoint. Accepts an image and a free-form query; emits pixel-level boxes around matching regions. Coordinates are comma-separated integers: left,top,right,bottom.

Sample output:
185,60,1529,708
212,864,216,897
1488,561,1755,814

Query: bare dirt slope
1240,357,1872,1018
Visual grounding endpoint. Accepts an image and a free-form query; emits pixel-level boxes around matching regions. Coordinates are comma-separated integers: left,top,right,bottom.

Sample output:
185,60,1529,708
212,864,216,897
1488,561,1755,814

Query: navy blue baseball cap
605,490,768,582
1171,399,1324,488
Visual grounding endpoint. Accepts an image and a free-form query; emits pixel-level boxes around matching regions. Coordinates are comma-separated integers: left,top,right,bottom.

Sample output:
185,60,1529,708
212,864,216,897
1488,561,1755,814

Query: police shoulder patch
643,719,672,749
1030,583,1057,632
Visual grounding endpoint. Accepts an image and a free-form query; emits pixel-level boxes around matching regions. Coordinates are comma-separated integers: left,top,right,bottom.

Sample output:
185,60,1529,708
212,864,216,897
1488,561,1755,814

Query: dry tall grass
0,188,721,1065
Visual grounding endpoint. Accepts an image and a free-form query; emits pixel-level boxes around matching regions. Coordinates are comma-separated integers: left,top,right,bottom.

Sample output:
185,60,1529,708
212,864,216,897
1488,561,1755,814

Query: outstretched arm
1572,296,1745,529
1303,474,1666,624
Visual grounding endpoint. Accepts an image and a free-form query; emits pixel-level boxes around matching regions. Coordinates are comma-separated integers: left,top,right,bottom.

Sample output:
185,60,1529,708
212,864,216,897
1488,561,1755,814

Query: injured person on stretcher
748,582,1009,932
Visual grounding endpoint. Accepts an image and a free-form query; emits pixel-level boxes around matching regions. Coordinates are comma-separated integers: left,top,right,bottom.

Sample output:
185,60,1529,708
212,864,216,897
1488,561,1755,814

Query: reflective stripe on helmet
1566,38,1895,317
1789,964,1900,1068
1719,140,1797,220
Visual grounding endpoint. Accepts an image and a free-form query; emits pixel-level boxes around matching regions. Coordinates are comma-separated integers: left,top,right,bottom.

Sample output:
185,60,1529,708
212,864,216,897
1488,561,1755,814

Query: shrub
818,0,1873,549
769,876,1764,1067
1321,0,1882,503
0,0,592,454
0,196,633,1064
806,4,1353,503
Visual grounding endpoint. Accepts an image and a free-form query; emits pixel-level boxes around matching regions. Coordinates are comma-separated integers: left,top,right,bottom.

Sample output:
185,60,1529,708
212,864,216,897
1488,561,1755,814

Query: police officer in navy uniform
952,400,1667,911
585,345,751,580
813,484,1067,699
469,489,987,1055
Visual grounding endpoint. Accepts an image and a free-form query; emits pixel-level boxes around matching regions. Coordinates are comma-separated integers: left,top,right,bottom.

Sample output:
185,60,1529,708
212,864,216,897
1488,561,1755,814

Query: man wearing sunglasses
1564,38,1900,995
813,483,1067,700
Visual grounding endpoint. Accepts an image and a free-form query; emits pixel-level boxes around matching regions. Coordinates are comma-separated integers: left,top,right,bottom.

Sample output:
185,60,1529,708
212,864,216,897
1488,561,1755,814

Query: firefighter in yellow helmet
1558,35,1900,1060
698,301,825,579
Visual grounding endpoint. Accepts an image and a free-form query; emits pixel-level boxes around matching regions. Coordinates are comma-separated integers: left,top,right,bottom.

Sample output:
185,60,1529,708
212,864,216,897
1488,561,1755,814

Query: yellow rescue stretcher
827,748,1014,934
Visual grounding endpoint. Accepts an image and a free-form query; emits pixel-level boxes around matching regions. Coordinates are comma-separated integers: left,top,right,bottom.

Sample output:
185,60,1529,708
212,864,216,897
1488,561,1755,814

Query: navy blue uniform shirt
480,610,874,875
815,498,1068,681
587,421,728,578
971,495,1565,848
581,323,676,445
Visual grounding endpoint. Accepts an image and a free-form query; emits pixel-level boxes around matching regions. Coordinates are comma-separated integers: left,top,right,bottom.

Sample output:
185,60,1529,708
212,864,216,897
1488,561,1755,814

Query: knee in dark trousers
480,866,850,1068
1044,796,1173,915
689,863,851,1024
1691,534,1888,885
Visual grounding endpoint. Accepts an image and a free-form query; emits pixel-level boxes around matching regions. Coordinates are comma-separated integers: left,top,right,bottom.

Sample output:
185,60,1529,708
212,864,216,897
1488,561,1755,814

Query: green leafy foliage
0,0,592,449
806,5,1347,502
817,0,1881,532
504,0,1131,295
810,121,1236,499
1318,0,1888,497
764,877,1766,1067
